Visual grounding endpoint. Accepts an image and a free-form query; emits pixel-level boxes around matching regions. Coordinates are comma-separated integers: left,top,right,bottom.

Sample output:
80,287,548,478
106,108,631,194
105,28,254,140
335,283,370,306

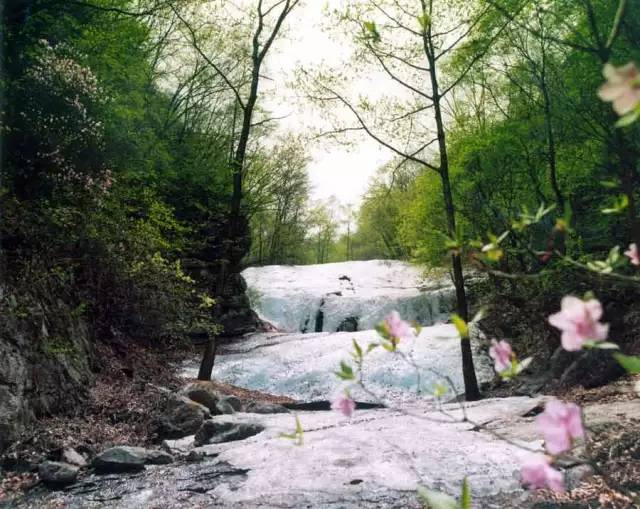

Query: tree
171,0,301,379
304,0,515,400
246,138,311,265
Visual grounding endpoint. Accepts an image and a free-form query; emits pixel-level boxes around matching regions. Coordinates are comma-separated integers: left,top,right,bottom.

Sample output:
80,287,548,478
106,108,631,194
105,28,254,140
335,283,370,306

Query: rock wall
185,217,262,338
0,292,93,452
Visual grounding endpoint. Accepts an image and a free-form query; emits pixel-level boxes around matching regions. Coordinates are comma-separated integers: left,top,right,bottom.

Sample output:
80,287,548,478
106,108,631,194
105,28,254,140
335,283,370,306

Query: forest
1,0,640,507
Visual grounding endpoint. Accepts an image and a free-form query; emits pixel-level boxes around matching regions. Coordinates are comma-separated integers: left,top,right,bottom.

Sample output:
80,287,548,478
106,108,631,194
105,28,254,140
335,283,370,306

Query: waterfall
242,260,456,333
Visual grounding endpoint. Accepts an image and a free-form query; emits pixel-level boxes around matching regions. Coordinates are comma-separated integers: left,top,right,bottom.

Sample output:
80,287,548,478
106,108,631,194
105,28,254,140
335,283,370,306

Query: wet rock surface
154,396,211,440
14,397,546,508
194,421,265,446
92,446,173,473
38,461,79,487
181,382,222,414
12,397,640,508
182,324,494,405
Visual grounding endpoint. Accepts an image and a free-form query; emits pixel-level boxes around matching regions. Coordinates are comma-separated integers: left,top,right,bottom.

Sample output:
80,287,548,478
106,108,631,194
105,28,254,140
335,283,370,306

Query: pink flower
384,311,414,341
331,394,355,418
625,243,640,266
521,454,565,492
489,339,513,373
536,400,584,455
598,62,640,116
548,296,609,351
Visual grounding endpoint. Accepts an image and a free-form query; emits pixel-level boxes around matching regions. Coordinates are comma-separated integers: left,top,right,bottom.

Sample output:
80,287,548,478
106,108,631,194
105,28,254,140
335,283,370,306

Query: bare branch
170,4,247,110
313,81,440,173
369,44,434,101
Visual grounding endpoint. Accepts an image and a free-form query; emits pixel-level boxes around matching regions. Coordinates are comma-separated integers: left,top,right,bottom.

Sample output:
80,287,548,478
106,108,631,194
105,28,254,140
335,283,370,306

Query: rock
185,450,205,463
336,316,358,332
244,401,290,414
145,449,174,465
93,446,147,473
92,446,172,473
565,464,594,491
162,436,194,455
155,396,210,439
215,399,236,415
182,381,221,413
194,421,265,446
61,448,87,467
38,461,79,486
220,395,242,411
0,300,93,454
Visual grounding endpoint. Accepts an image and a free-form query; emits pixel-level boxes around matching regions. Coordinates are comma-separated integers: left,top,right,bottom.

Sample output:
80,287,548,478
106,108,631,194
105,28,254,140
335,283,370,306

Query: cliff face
0,292,94,452
188,217,262,339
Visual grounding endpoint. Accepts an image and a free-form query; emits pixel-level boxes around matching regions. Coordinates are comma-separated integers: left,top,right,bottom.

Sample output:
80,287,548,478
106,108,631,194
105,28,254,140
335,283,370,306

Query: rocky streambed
14,391,551,508
6,260,635,508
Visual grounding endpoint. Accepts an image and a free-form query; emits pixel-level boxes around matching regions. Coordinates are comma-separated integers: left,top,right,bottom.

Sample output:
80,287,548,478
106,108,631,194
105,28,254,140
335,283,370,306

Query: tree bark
197,337,217,381
424,16,481,400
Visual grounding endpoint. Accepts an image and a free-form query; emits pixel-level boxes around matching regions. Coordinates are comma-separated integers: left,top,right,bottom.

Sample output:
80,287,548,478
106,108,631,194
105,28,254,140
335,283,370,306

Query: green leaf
602,195,629,214
613,353,640,374
335,361,355,380
375,323,390,340
352,339,363,360
363,21,381,43
583,341,620,350
367,342,380,353
615,110,639,128
432,382,448,398
451,314,469,339
417,13,431,31
417,487,458,509
460,478,471,509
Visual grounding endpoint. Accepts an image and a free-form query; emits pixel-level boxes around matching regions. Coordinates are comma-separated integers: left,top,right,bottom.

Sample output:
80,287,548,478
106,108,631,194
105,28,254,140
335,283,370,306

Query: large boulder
155,396,210,439
244,401,290,414
0,294,93,453
181,381,222,413
92,446,172,473
38,461,79,486
93,446,147,473
215,399,236,415
194,421,264,446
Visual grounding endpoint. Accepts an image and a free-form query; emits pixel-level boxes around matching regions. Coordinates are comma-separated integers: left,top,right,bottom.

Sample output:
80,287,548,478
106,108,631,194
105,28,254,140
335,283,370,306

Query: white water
181,260,494,401
242,260,456,333
185,325,494,404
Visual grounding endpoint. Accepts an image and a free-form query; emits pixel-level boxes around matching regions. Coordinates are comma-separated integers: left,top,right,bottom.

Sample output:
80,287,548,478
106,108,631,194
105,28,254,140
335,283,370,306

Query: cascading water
242,259,456,333
181,259,493,401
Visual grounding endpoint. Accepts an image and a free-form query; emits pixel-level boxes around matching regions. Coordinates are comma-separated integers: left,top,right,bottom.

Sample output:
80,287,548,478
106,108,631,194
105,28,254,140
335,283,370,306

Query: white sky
260,0,393,207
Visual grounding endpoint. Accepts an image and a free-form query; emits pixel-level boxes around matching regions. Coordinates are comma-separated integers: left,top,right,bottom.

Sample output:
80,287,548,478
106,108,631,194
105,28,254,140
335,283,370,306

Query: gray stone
336,316,358,332
145,449,174,465
93,446,147,473
181,381,221,413
156,396,210,439
62,448,87,467
194,421,265,446
38,461,79,486
0,299,93,453
215,399,236,415
565,464,594,491
244,401,290,414
220,395,243,411
162,436,194,455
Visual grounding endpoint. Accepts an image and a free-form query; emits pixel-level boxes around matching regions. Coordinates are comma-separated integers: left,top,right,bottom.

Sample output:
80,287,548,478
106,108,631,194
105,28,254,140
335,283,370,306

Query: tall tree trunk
425,23,480,401
197,337,217,381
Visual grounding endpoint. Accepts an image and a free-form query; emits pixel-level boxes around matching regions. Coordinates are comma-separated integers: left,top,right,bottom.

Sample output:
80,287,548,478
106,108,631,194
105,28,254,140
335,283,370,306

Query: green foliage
1,0,230,343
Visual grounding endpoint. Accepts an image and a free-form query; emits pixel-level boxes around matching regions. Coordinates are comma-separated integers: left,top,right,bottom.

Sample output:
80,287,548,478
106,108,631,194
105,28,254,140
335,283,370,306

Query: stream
20,260,553,508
